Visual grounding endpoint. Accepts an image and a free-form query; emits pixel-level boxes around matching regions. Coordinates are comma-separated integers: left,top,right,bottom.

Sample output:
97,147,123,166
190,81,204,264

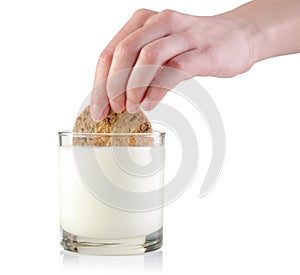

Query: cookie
73,105,153,146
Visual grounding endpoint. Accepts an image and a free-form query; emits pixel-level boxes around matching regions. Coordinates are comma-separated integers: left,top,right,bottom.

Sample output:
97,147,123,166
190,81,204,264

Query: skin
90,0,300,122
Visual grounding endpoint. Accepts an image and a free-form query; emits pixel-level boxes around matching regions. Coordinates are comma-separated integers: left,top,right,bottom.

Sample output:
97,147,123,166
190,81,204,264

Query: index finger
90,9,156,121
93,9,156,86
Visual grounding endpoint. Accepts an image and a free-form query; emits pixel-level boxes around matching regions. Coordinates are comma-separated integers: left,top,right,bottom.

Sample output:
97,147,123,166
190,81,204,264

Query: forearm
219,0,300,62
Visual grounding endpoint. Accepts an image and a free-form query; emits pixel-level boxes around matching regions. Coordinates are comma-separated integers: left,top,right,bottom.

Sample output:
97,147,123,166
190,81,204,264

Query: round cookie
73,105,153,146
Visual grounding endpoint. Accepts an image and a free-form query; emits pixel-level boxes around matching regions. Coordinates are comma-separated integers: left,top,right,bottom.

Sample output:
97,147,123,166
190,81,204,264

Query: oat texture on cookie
73,106,153,146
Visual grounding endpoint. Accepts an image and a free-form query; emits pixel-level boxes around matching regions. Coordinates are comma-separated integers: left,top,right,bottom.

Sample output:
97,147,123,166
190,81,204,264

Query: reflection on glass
60,249,163,271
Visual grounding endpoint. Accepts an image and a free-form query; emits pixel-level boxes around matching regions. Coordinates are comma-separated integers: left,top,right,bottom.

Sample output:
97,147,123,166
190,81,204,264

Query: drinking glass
58,131,165,255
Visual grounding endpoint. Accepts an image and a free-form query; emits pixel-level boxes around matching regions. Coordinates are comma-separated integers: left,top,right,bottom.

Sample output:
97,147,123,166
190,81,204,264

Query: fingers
91,9,156,121
93,9,156,86
141,48,215,110
91,9,204,121
90,81,110,122
90,9,254,120
106,10,186,114
125,32,193,113
105,23,167,113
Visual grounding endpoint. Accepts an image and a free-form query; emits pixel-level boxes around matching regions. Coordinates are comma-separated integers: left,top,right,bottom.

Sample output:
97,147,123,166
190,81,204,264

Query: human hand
90,8,258,121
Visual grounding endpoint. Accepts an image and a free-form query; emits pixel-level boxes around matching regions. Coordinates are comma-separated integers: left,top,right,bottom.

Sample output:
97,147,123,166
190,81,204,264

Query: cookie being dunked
73,106,153,146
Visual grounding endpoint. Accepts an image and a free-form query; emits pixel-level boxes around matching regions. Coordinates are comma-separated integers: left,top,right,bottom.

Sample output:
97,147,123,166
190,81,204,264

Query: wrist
212,14,264,68
217,0,300,62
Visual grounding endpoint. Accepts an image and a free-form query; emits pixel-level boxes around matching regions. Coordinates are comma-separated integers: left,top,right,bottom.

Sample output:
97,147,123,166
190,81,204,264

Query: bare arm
222,0,300,60
90,0,300,121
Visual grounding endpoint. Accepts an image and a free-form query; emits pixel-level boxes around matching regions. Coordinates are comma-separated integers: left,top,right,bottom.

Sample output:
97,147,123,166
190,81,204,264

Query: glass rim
58,130,165,138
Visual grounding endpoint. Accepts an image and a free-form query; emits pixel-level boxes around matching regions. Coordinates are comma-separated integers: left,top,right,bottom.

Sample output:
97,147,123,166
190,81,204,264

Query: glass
58,131,165,255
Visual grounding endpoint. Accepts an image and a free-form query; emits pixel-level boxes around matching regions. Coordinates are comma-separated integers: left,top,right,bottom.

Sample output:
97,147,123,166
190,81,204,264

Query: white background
1,0,300,274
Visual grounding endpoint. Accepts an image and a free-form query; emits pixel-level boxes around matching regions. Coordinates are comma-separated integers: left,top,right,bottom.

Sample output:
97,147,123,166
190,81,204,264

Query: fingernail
90,104,102,122
126,100,140,114
110,101,123,113
141,100,153,111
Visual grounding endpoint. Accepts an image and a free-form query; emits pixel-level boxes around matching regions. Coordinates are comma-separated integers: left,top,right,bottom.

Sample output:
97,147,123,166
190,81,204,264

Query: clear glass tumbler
58,131,165,255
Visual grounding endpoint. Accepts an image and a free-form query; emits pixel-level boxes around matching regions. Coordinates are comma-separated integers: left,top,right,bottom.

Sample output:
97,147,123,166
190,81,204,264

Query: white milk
59,146,164,239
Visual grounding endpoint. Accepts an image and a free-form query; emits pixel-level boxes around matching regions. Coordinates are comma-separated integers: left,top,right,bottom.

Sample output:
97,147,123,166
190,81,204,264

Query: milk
59,146,164,239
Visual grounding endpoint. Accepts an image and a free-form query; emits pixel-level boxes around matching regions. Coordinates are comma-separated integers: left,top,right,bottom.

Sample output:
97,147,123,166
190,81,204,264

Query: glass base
60,227,163,256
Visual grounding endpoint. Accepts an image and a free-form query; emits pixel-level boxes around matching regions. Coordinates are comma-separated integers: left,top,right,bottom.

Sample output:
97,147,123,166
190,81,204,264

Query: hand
90,8,259,121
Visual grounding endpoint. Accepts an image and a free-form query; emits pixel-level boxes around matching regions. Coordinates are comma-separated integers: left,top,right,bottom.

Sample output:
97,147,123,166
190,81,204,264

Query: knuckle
159,9,178,22
132,8,156,23
115,42,134,58
140,46,160,63
98,48,113,65
126,88,143,103
133,8,150,18
126,88,139,104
